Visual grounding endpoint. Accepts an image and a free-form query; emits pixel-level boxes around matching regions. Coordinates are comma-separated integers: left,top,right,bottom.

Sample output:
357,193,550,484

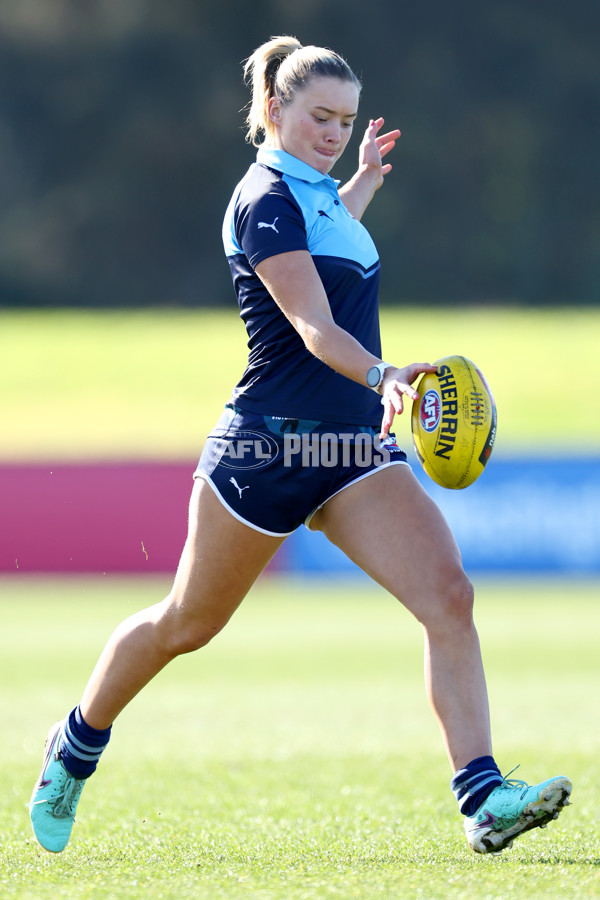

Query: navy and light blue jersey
223,147,383,426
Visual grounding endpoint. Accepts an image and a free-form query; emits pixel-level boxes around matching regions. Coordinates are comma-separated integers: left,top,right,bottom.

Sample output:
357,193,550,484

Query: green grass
1,307,599,459
2,576,599,898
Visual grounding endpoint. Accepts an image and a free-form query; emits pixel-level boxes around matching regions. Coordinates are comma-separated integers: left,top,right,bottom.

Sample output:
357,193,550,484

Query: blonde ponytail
244,36,303,146
243,35,361,146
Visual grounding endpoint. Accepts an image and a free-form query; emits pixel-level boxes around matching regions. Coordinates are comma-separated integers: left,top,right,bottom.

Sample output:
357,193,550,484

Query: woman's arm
256,250,378,380
255,249,435,434
338,117,400,220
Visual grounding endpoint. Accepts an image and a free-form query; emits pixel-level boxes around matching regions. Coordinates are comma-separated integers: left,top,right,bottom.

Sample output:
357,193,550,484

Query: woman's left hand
358,117,401,187
379,362,438,437
340,117,401,219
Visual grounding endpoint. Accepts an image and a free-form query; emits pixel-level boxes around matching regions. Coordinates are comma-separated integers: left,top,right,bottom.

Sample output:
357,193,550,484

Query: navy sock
451,755,503,817
59,706,112,779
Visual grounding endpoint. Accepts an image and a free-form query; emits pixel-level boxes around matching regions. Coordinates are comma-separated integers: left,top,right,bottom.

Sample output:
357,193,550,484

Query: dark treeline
0,0,598,308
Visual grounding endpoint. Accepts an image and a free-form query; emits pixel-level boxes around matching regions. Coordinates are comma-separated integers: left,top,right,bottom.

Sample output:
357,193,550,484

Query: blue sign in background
282,456,600,576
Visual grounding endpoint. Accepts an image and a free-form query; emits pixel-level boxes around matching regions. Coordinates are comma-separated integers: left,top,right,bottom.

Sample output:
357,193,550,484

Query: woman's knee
157,593,229,657
445,568,475,619
166,621,222,657
413,565,475,631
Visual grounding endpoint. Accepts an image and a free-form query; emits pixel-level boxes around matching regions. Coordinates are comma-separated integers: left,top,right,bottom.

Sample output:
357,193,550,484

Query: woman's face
268,76,359,175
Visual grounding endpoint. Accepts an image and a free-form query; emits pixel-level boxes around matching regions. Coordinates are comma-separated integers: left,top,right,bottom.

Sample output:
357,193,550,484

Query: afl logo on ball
420,389,441,432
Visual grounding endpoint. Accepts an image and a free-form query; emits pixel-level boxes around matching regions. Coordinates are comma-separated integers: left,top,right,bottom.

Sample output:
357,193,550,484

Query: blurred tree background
0,0,598,309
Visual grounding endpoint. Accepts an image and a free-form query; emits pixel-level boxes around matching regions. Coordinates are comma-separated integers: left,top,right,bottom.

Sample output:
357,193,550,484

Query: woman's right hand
379,362,438,437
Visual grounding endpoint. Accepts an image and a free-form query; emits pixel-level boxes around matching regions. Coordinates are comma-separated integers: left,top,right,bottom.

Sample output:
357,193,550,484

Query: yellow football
411,355,497,489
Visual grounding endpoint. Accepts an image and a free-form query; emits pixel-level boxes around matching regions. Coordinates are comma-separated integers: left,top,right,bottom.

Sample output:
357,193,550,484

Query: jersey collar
256,146,340,187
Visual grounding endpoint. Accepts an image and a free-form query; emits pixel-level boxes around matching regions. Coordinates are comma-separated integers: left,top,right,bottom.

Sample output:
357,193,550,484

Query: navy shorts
194,405,410,536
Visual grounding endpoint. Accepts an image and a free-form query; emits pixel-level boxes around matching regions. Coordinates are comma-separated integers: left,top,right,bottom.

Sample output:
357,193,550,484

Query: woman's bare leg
311,464,491,771
80,478,285,730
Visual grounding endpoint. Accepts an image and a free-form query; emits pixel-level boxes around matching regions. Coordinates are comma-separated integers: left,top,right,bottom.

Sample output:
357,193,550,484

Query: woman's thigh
310,464,471,624
163,477,286,641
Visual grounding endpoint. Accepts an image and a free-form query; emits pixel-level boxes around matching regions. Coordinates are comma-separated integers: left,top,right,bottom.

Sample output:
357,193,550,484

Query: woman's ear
268,96,282,126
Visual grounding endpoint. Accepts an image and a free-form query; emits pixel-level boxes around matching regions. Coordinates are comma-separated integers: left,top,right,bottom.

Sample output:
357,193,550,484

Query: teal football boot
465,771,572,853
29,722,86,853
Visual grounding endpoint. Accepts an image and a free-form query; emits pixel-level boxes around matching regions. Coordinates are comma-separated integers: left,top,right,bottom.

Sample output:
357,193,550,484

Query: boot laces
52,776,83,817
501,764,528,792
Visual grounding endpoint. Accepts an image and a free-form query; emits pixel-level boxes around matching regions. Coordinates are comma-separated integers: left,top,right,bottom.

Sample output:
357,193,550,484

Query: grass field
2,306,600,459
2,307,599,896
2,576,599,899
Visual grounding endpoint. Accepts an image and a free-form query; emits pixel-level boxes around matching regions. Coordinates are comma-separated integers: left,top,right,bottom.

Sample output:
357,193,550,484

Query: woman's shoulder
229,162,305,228
238,160,298,204
223,163,308,262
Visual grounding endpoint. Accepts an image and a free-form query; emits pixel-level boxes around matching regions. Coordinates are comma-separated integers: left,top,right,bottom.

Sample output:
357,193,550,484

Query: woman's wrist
339,167,382,219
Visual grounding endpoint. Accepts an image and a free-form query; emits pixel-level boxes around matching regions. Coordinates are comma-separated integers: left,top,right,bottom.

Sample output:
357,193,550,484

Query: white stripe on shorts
303,459,410,530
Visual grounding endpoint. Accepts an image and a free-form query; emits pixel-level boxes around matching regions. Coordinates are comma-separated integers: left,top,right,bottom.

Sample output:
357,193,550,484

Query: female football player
30,36,571,855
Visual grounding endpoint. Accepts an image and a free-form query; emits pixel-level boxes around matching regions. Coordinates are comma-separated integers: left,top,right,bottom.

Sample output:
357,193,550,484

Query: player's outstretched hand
358,117,401,185
379,362,438,437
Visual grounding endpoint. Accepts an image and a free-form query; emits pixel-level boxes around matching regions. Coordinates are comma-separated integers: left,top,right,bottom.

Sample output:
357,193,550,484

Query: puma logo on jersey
257,217,279,233
317,210,334,221
229,476,250,498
